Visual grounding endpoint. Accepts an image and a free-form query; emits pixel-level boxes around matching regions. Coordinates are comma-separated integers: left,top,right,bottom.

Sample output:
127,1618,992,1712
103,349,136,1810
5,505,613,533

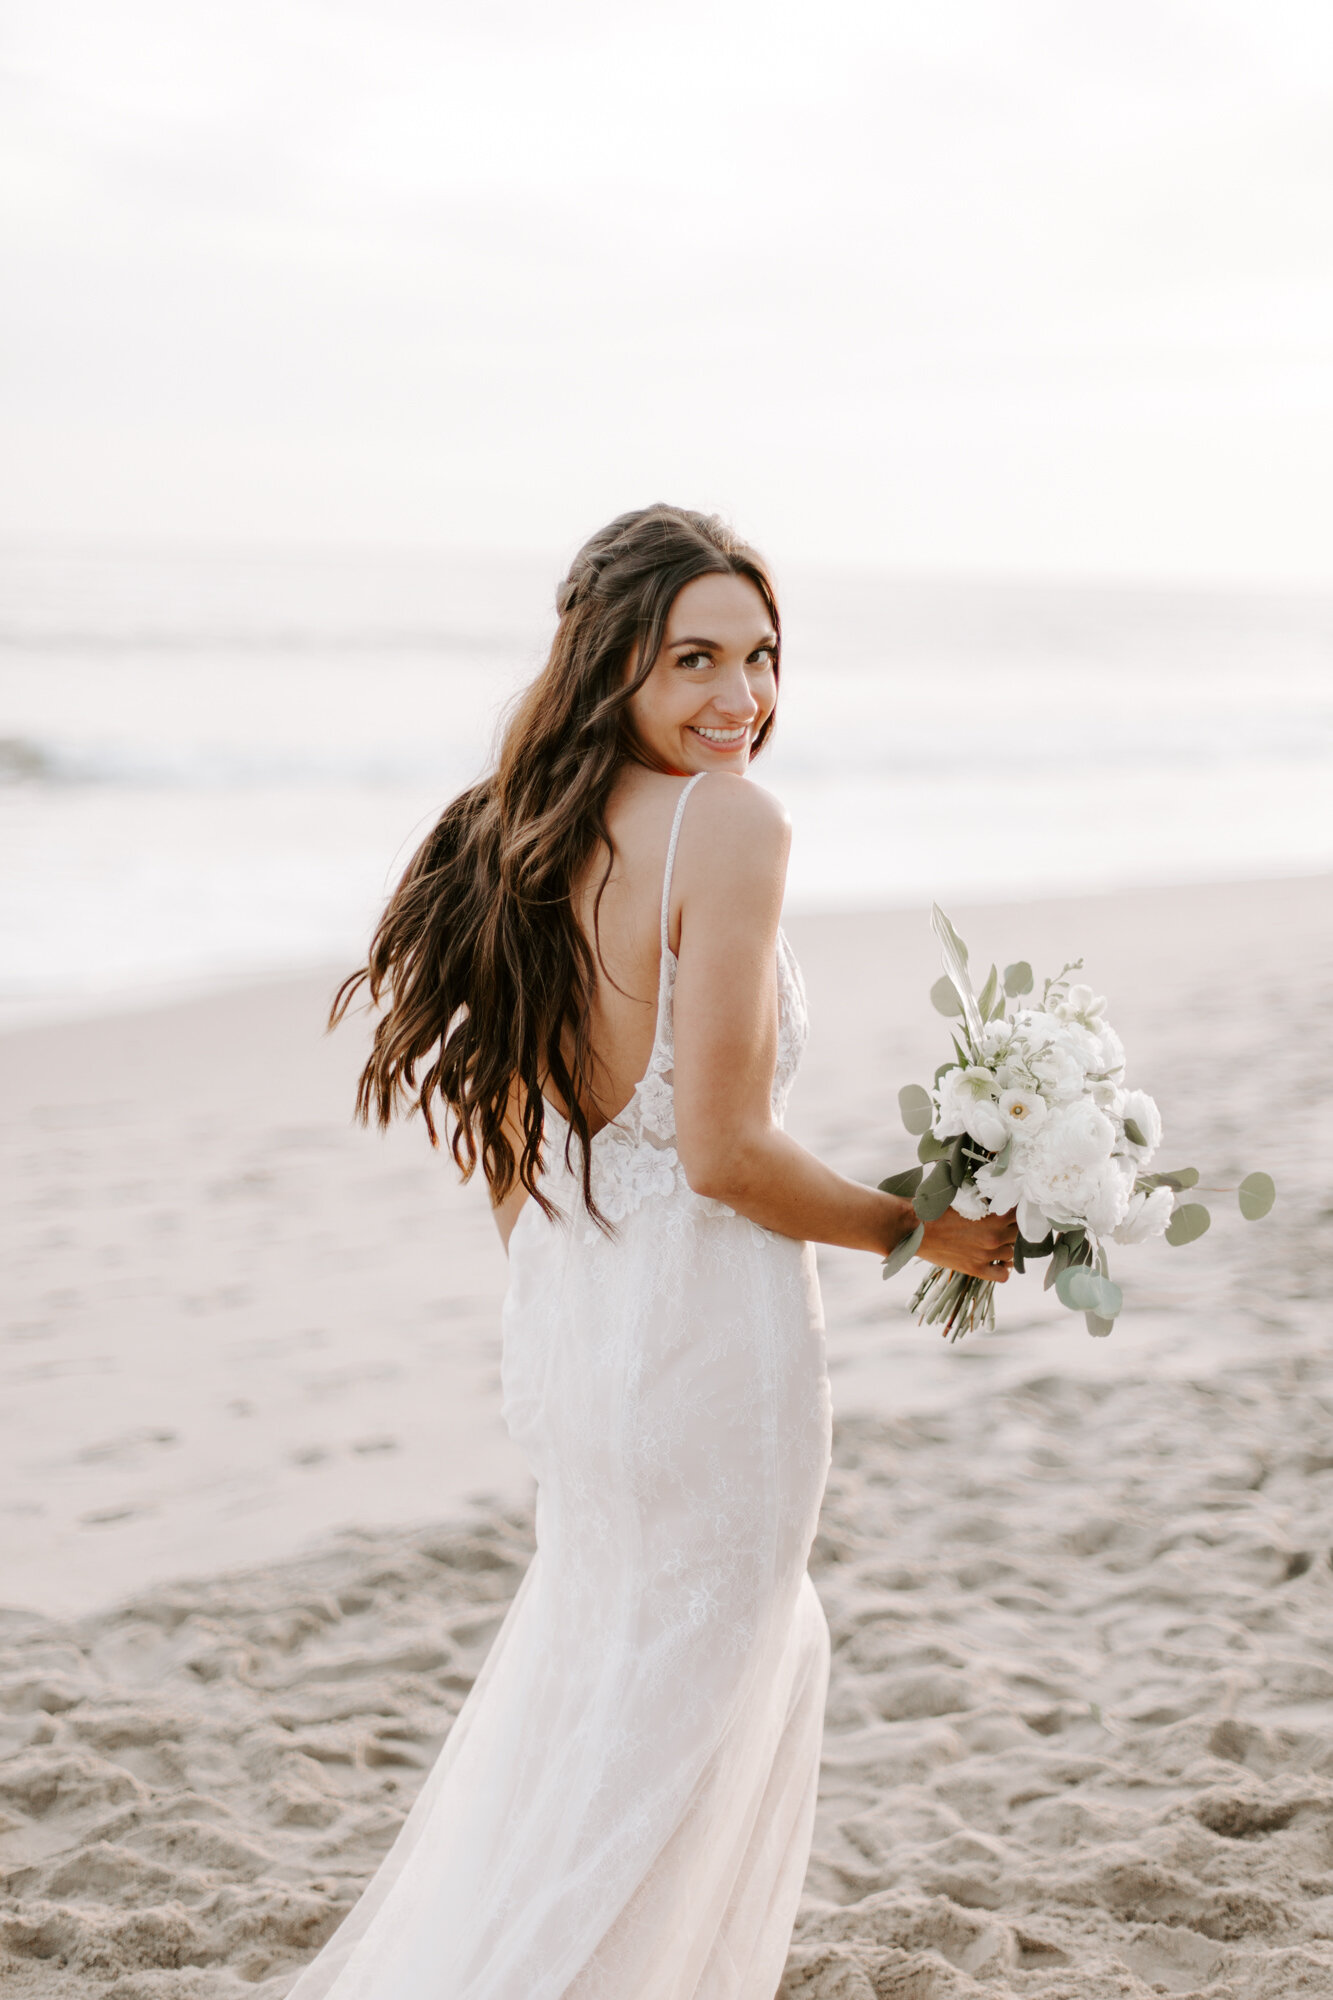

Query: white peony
1118,1088,1162,1161
933,1065,1008,1150
1112,1184,1174,1244
1014,1102,1130,1235
950,1179,991,1220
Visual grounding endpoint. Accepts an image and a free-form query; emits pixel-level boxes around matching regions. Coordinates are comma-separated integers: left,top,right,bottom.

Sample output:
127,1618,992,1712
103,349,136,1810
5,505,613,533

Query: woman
292,506,1016,1999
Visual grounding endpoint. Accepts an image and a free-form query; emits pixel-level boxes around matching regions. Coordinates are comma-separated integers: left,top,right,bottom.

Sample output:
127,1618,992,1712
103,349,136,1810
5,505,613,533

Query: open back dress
286,773,833,1999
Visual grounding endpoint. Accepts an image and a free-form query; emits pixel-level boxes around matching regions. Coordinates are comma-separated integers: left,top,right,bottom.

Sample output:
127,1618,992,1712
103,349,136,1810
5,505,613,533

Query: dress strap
660,773,706,955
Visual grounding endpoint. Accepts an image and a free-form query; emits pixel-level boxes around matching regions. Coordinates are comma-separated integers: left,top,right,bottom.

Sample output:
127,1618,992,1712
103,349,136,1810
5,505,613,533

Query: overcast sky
2,1,1331,581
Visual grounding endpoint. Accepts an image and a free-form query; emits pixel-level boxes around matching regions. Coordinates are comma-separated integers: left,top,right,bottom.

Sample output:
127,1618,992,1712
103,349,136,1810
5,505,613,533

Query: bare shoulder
674,774,790,911
682,772,790,846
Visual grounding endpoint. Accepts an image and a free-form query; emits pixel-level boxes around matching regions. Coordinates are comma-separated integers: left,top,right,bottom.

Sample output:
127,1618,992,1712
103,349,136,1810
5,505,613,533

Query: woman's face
626,572,778,776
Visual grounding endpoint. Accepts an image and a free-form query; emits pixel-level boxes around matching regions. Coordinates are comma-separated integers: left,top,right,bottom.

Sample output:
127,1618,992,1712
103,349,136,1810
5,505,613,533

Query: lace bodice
541,773,809,1234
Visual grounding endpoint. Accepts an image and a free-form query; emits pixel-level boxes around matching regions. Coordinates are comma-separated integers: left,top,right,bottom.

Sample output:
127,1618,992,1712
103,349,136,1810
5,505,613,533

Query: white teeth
693,726,747,743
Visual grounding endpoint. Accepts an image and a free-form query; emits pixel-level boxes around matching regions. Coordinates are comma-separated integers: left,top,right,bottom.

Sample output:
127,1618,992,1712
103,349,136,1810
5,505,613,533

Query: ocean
3,546,1331,1027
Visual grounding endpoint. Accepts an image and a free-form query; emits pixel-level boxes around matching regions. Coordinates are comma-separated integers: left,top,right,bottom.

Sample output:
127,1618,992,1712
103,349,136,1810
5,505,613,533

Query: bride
292,506,1016,1999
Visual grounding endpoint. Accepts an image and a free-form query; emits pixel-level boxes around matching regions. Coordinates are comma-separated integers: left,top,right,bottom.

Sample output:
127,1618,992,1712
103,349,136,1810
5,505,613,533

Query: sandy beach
3,875,1330,1997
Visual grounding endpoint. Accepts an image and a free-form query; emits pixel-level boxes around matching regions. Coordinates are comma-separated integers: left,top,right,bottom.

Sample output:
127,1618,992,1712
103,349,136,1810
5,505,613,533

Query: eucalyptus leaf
1056,1267,1123,1317
917,1131,951,1164
879,1166,924,1199
934,1061,955,1085
882,1223,925,1279
1044,1240,1071,1291
1165,1201,1211,1247
1017,1230,1055,1259
1143,1167,1199,1192
947,1133,969,1188
1238,1171,1276,1221
898,1084,934,1136
1085,1311,1115,1338
1123,1117,1147,1148
1003,960,1033,997
914,1165,956,1223
989,1139,1013,1177
931,976,964,1018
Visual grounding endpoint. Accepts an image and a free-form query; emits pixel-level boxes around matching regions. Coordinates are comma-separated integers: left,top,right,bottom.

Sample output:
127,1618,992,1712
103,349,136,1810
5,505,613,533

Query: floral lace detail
546,927,808,1244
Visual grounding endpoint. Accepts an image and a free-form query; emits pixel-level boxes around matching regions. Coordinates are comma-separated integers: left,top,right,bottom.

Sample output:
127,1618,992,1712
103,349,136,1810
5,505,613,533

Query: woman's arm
670,776,1016,1280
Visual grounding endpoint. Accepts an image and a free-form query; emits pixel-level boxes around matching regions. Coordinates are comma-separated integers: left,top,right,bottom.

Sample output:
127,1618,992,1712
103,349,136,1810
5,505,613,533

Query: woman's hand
917,1206,1018,1282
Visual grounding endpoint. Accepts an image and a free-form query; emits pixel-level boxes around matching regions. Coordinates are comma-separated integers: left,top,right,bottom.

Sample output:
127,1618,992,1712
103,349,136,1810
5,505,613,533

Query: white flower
978,1018,1014,1063
950,1179,991,1220
1113,1184,1174,1244
1014,1103,1129,1235
1052,982,1107,1028
997,1087,1047,1139
1118,1088,1162,1161
933,1065,1007,1150
1013,1019,1088,1102
1016,1195,1052,1242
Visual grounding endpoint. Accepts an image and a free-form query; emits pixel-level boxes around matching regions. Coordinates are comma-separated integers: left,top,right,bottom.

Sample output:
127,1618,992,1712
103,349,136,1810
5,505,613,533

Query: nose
711,661,762,721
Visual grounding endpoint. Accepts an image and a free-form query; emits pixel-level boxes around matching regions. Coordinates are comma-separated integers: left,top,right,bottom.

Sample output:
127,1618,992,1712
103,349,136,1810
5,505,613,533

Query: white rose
950,1179,990,1220
1118,1088,1162,1161
1113,1184,1174,1244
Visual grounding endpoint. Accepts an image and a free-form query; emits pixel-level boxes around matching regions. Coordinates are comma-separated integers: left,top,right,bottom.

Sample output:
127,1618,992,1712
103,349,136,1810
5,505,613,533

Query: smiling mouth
689,725,750,747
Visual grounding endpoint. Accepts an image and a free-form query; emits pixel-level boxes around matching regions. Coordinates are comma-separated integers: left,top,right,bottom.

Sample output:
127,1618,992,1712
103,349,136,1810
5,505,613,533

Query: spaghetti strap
660,773,706,955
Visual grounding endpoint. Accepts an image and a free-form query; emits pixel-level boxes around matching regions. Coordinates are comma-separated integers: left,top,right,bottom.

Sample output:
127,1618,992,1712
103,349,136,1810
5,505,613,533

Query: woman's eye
678,652,712,671
750,646,777,667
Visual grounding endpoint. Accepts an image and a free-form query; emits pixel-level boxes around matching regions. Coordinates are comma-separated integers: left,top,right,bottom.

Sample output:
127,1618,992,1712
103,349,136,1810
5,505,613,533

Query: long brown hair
330,504,780,1221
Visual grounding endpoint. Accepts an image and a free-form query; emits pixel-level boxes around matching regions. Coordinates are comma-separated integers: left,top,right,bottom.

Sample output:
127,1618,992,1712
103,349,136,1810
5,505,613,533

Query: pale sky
2,0,1332,581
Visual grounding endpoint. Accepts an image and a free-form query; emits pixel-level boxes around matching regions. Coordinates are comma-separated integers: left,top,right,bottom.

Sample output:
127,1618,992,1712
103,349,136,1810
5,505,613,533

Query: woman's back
565,768,689,1137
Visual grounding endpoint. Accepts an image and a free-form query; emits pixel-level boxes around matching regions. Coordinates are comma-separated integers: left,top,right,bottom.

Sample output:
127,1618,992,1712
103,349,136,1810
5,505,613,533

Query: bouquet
881,907,1275,1340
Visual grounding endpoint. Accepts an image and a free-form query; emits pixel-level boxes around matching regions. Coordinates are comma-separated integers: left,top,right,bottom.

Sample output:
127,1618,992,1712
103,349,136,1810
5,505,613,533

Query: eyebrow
670,633,778,650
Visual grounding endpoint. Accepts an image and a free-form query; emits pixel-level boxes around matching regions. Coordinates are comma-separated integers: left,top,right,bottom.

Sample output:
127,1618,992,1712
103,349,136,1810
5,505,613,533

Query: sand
2,876,1330,1998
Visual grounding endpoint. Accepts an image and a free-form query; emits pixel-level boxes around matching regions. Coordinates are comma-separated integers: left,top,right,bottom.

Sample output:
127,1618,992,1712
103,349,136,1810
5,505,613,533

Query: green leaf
914,1165,956,1223
917,1131,951,1163
1085,1311,1116,1338
977,963,998,1020
933,1061,955,1086
1017,1230,1054,1259
947,1133,969,1188
882,1222,925,1279
1165,1202,1211,1247
1238,1171,1276,1221
898,1083,934,1136
1003,960,1033,997
989,1138,1012,1177
1123,1117,1147,1148
879,1166,923,1199
1056,1267,1123,1317
1044,1239,1071,1291
934,909,969,965
1142,1167,1199,1192
931,976,964,1018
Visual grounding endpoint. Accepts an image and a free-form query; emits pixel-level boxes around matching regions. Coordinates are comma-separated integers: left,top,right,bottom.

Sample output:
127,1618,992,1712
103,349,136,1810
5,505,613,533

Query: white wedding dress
287,774,833,1999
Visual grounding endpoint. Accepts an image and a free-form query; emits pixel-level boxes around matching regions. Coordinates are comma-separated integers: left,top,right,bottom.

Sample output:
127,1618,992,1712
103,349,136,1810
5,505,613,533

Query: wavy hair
330,504,780,1222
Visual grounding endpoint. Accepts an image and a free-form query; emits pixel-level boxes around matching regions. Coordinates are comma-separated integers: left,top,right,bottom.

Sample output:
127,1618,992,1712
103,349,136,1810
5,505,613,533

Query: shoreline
3,868,1327,1623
